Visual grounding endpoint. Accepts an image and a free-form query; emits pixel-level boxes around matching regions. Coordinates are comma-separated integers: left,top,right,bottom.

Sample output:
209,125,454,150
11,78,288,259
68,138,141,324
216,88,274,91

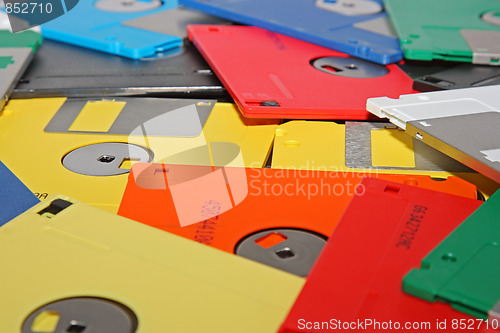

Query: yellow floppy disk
0,196,304,333
272,121,499,198
0,97,279,212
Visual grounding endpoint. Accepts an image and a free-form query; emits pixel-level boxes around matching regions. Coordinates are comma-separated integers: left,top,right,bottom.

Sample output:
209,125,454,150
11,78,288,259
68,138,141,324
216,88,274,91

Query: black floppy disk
14,38,229,100
413,64,500,92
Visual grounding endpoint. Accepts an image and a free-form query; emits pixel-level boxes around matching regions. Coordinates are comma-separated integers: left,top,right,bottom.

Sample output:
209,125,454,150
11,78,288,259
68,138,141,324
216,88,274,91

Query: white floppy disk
367,86,500,183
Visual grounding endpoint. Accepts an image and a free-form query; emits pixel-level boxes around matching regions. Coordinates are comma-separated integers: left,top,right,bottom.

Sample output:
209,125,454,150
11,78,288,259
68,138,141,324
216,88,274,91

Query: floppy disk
0,11,43,58
413,64,500,92
13,38,228,99
180,0,402,64
0,195,304,333
40,0,188,59
404,189,500,322
0,160,39,226
279,177,485,333
397,60,457,80
1,12,42,109
14,5,231,99
384,0,500,65
367,86,500,184
188,25,415,119
120,4,232,39
0,21,42,51
0,97,278,213
272,121,500,199
118,163,478,276
0,47,32,110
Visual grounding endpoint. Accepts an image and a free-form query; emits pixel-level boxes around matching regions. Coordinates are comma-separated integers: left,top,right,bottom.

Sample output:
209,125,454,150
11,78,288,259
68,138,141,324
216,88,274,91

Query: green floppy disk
0,30,42,52
0,14,42,110
0,30,42,110
1,9,42,52
384,0,500,66
403,189,500,321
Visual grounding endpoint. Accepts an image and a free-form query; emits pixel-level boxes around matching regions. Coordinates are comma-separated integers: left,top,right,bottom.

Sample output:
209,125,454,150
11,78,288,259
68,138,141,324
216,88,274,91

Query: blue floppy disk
179,0,402,64
40,0,183,59
0,160,39,226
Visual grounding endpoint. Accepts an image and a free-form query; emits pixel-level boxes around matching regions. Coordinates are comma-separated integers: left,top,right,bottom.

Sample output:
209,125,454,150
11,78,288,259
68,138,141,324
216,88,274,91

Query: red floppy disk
118,163,478,277
187,25,416,119
279,178,491,333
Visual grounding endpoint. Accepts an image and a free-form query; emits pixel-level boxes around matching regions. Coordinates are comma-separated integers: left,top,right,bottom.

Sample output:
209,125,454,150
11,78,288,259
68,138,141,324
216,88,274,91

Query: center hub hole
276,247,295,259
97,155,116,163
66,320,87,332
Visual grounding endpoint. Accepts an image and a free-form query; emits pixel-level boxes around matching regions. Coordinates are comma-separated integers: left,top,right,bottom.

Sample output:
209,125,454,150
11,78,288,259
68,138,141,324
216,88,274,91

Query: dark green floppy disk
403,189,500,321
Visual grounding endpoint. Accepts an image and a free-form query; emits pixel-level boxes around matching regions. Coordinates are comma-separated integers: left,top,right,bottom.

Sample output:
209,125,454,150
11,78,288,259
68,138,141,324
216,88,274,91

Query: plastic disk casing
41,0,182,59
280,177,486,333
13,39,227,100
0,30,42,52
0,10,43,51
367,85,500,184
1,13,42,110
384,0,500,66
0,160,39,226
12,6,231,98
188,25,415,119
404,189,500,322
413,64,500,92
180,0,402,64
0,97,278,213
0,47,33,111
271,120,500,198
118,163,479,276
0,196,304,333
